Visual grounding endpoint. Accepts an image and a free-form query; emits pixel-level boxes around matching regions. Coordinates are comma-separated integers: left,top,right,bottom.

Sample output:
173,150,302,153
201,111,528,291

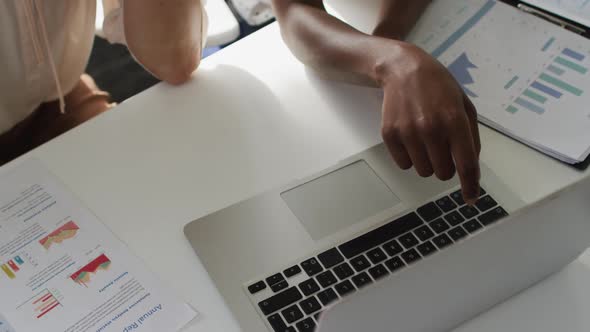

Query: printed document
0,159,198,332
408,0,590,163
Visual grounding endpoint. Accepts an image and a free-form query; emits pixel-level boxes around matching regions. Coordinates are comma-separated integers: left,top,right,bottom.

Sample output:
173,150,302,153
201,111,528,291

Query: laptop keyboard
247,188,508,332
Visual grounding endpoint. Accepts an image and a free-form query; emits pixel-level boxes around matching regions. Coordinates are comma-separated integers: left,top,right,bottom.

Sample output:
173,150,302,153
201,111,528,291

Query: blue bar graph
531,81,563,98
542,37,555,51
547,64,565,76
432,0,496,58
515,97,545,114
562,48,585,61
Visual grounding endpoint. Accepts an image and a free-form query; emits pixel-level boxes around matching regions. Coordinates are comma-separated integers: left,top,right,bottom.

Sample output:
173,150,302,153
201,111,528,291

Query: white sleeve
102,0,209,48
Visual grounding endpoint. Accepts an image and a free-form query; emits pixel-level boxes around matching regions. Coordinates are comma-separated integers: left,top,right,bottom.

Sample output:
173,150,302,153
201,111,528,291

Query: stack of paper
407,0,590,164
523,0,590,28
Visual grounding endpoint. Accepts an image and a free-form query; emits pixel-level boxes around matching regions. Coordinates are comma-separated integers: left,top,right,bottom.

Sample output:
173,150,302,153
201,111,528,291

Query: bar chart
407,0,590,163
1,256,25,280
15,289,62,320
506,46,587,115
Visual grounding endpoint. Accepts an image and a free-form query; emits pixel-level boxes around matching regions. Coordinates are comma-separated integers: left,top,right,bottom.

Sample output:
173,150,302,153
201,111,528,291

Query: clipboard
494,1,590,170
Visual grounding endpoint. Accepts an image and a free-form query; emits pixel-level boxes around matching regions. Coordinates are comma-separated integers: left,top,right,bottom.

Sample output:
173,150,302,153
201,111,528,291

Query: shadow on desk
304,67,383,147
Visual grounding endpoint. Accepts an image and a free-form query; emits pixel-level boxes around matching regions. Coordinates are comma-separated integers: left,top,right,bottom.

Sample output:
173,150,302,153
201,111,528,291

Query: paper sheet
407,0,590,163
523,0,590,28
0,159,198,332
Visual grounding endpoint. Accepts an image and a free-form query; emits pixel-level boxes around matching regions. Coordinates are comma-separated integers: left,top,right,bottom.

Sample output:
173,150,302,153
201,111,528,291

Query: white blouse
0,0,208,135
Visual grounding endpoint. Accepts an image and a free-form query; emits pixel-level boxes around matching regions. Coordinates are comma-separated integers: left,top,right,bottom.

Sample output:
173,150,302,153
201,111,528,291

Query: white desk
11,22,590,331
95,0,240,47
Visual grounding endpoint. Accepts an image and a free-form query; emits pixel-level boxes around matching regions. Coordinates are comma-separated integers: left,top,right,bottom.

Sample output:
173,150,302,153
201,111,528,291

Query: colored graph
39,221,79,250
506,45,587,115
15,289,62,320
448,52,479,98
32,290,61,319
70,254,112,287
1,255,25,280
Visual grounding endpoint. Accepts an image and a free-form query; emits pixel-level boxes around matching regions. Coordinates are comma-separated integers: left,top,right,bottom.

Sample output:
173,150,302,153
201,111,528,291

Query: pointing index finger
449,114,481,205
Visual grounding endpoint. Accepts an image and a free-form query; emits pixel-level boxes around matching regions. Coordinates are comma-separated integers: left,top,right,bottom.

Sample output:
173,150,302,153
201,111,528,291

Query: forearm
124,0,205,85
271,0,431,86
272,1,400,85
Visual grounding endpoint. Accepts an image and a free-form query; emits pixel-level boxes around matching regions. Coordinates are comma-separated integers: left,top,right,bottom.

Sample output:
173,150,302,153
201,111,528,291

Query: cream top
0,0,208,135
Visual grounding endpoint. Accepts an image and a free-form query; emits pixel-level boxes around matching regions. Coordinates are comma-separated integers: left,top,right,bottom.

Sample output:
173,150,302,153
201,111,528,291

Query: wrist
371,40,425,88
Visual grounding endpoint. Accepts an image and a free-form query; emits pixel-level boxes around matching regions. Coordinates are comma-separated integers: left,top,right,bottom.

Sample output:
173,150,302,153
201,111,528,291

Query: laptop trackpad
281,160,401,240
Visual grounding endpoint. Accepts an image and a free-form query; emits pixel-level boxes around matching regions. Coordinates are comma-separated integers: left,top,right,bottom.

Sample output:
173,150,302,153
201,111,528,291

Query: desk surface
14,20,590,332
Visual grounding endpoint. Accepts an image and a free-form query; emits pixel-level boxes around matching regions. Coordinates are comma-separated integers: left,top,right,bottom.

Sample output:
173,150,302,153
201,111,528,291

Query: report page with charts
408,0,590,164
0,160,198,332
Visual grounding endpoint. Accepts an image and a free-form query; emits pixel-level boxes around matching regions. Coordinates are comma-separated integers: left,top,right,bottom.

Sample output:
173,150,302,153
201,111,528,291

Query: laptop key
350,255,371,272
271,280,289,293
267,273,286,287
296,317,316,332
248,280,267,294
449,226,468,241
450,190,465,206
268,313,288,332
385,256,406,272
444,211,465,227
399,232,420,249
317,288,339,306
284,265,302,278
417,202,443,222
414,225,435,241
333,262,355,280
259,287,303,315
352,272,373,289
366,247,387,264
401,248,421,264
299,279,320,296
286,328,296,332
281,304,304,324
334,280,356,297
433,234,453,249
301,258,323,277
368,264,389,280
417,241,438,257
300,296,322,315
463,219,483,233
459,205,479,219
383,239,403,256
316,270,337,288
476,195,498,212
479,207,508,225
318,248,344,269
339,212,423,259
430,218,450,234
436,196,457,213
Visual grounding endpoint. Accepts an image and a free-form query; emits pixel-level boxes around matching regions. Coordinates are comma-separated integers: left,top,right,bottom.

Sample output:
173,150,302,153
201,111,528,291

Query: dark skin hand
271,0,481,204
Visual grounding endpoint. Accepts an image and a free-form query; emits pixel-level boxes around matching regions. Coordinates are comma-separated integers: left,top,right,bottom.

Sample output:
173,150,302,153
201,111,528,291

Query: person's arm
271,0,481,204
123,0,205,85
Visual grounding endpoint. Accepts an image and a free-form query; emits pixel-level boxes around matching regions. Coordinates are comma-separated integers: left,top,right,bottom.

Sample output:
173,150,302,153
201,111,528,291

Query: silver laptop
184,143,590,332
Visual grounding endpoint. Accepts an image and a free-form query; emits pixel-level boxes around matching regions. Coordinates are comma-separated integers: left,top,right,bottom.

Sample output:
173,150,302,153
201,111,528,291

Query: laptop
184,143,590,332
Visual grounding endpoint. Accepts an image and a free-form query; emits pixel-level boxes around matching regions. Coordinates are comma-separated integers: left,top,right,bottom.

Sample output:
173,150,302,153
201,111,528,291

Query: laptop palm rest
281,160,401,241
